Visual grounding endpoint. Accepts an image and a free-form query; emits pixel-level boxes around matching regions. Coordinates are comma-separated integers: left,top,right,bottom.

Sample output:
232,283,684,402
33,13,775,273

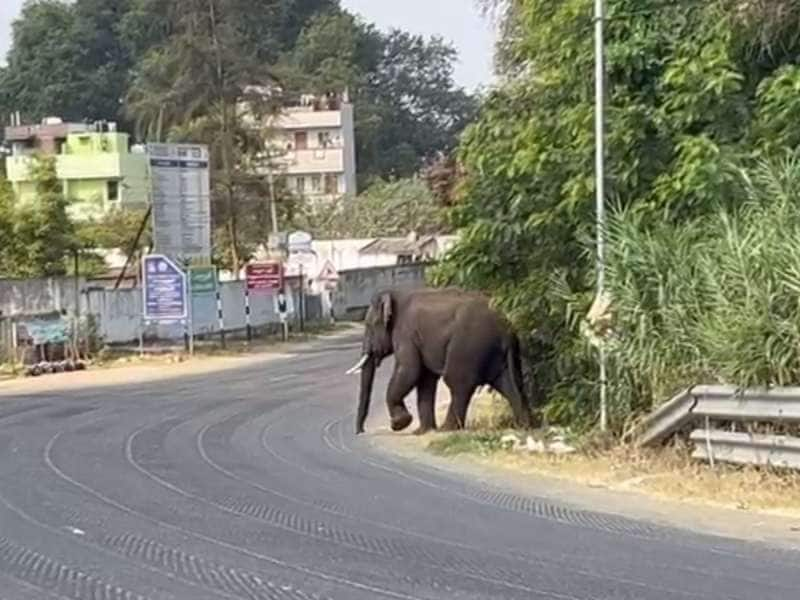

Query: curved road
0,334,796,600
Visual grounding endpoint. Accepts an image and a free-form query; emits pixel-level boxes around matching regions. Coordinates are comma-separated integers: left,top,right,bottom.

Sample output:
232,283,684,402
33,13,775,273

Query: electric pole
594,0,608,432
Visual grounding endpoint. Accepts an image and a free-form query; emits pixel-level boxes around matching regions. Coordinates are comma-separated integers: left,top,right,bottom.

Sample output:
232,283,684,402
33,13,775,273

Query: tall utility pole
594,0,608,431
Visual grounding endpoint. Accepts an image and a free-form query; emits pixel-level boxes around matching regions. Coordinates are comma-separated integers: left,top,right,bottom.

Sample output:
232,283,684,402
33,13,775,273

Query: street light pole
594,0,608,432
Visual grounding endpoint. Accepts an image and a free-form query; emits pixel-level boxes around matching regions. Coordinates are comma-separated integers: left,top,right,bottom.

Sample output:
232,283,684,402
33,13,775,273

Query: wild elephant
346,287,533,434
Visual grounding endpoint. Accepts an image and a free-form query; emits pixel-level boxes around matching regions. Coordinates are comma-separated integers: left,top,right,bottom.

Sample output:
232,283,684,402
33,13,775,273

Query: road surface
0,334,796,599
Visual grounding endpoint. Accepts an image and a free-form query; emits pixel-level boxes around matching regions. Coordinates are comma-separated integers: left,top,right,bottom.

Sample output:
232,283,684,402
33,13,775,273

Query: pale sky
0,0,496,90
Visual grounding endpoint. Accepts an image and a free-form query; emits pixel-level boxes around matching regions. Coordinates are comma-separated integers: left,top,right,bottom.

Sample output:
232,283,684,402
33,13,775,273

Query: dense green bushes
606,154,800,425
435,0,800,433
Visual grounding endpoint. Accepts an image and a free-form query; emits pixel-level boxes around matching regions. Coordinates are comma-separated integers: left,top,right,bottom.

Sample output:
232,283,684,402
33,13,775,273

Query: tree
0,0,338,128
126,0,285,274
0,1,83,124
435,0,800,430
0,176,18,276
12,156,76,277
281,13,477,185
363,31,478,181
294,178,448,239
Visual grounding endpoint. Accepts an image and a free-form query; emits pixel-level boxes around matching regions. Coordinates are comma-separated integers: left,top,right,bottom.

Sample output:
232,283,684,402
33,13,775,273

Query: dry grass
429,391,800,517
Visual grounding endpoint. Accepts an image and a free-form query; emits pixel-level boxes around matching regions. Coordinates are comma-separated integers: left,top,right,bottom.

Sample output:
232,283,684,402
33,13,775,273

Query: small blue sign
142,254,187,321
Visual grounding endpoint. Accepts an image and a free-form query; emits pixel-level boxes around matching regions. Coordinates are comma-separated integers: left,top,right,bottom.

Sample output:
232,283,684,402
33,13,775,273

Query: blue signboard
142,254,187,321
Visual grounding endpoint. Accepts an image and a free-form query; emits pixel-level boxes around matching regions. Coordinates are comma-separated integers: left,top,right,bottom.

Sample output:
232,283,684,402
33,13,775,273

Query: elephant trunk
355,356,377,434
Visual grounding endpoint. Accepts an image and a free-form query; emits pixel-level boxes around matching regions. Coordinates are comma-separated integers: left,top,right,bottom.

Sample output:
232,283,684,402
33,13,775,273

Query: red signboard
246,262,283,291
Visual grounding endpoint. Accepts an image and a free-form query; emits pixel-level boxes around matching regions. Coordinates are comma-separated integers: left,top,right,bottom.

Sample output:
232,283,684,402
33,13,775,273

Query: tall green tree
282,12,477,185
125,0,282,273
437,0,800,430
0,0,339,128
12,156,76,277
0,1,82,123
0,176,18,276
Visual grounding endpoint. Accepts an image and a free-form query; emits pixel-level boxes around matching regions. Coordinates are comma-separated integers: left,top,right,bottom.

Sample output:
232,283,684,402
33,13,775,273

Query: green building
3,118,149,220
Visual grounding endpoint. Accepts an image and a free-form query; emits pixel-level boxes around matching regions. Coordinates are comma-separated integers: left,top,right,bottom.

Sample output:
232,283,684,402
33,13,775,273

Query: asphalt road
0,334,797,600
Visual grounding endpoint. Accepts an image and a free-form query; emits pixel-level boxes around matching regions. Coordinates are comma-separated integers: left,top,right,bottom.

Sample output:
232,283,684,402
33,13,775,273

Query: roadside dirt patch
0,325,359,397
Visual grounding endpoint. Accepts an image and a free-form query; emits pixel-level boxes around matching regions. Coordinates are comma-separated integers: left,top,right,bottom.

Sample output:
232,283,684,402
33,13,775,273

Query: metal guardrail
639,384,800,469
690,429,800,470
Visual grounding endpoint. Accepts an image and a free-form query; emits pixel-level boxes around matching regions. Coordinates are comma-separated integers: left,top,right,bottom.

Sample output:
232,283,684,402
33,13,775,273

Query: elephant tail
507,335,529,410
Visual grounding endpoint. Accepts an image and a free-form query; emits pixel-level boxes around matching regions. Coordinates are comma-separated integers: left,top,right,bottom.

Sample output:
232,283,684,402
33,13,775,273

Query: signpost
143,254,187,321
148,143,212,265
246,262,283,291
142,253,192,355
287,231,313,254
244,262,283,341
189,266,217,296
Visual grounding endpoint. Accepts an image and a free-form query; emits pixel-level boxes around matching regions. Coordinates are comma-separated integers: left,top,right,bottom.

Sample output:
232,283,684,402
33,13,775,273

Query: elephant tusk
346,354,369,375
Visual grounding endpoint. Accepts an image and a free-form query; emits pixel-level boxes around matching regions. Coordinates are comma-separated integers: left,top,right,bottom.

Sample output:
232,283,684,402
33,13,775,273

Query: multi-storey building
263,92,357,201
3,117,149,219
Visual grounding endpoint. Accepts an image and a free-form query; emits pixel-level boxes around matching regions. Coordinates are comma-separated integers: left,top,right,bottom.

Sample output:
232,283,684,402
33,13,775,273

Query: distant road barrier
639,385,800,470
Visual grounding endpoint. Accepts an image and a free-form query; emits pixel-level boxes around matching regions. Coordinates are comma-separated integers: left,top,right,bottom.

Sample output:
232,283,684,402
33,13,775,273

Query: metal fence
639,384,800,470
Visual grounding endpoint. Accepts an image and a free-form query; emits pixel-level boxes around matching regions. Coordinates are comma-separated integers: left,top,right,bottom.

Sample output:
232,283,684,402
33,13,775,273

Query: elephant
347,287,533,434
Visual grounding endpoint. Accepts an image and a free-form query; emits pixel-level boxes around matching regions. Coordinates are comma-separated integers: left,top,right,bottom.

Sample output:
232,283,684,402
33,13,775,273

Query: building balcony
271,109,343,130
5,153,134,182
272,147,345,175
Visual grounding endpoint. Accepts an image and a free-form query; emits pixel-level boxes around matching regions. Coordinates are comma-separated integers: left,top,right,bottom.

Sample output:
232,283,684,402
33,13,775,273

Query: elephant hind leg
441,380,477,431
414,369,439,435
492,368,532,429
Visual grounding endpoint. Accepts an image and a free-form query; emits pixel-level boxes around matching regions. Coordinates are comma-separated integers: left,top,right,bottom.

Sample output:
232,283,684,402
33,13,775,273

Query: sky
341,0,496,90
0,0,496,90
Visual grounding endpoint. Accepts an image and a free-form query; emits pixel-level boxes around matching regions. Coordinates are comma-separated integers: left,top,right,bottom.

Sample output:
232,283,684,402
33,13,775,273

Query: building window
107,180,119,202
311,175,321,193
294,131,308,150
324,174,337,195
318,131,332,148
295,176,305,194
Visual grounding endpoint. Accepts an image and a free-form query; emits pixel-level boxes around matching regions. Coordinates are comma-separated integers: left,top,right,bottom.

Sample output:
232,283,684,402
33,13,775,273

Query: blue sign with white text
143,254,187,321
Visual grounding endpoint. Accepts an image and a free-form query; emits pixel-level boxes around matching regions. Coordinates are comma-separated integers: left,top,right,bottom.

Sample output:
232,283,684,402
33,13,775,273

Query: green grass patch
427,432,508,456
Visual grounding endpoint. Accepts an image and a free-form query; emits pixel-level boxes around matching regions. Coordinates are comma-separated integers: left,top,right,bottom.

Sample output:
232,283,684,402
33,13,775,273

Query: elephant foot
440,419,464,432
413,424,436,435
391,412,414,431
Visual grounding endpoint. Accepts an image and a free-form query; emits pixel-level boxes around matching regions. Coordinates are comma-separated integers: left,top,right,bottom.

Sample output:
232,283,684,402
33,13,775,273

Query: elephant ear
380,292,393,327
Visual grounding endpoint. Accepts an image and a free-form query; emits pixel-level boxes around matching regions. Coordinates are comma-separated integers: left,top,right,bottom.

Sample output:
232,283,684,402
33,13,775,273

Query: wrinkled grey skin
352,287,533,435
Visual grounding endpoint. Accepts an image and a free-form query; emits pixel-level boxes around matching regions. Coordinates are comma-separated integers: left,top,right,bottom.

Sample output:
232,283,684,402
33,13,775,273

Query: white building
263,92,357,202
249,233,459,287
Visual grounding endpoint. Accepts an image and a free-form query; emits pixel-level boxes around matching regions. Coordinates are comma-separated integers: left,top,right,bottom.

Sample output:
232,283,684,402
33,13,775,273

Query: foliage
0,0,139,128
76,208,151,251
606,153,800,422
435,0,800,432
0,0,338,129
9,156,77,278
428,432,506,457
279,12,478,185
125,0,287,273
0,177,18,276
293,178,448,239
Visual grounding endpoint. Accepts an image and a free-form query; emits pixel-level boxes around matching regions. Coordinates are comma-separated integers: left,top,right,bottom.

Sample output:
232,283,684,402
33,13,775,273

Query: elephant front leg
414,370,439,435
385,364,417,431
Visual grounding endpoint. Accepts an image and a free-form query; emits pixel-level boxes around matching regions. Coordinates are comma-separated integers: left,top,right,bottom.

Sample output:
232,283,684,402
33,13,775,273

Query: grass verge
426,391,800,517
